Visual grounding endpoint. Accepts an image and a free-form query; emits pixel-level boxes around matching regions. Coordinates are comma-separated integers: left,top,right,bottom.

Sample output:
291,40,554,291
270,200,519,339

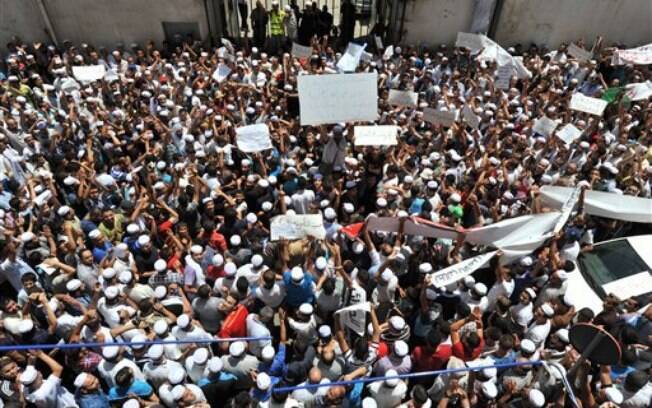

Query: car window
578,239,651,298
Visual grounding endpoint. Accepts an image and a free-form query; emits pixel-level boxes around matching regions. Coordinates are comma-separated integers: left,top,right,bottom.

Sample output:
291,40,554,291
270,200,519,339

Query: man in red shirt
411,329,452,372
451,308,484,361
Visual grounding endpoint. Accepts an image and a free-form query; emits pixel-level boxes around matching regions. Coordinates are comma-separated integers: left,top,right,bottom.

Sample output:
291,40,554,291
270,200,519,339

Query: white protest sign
212,63,232,83
533,116,559,137
292,42,313,59
477,35,531,79
337,42,367,72
270,214,326,240
570,93,608,116
462,105,480,129
354,126,398,146
612,43,652,65
388,89,418,107
235,124,273,152
221,37,235,54
624,81,652,101
456,32,484,52
335,302,370,336
495,64,514,90
553,185,583,233
298,73,378,126
374,35,383,50
568,43,592,61
423,108,457,127
72,65,106,83
429,251,497,288
383,45,394,60
556,123,582,145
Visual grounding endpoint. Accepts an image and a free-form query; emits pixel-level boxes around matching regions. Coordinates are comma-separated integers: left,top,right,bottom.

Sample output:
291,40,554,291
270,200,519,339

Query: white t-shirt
246,314,272,357
23,375,77,408
511,302,534,327
486,279,515,310
291,190,315,214
97,358,145,388
255,282,286,308
144,359,185,390
525,319,551,347
367,380,408,408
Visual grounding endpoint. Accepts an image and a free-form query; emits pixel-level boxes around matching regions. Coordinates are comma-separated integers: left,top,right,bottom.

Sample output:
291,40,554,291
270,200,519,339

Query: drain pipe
35,0,59,46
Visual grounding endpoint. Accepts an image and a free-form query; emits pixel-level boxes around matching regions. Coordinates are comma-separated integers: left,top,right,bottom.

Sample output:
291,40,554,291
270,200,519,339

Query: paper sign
235,124,273,152
429,251,497,288
533,116,558,137
72,65,106,83
337,42,367,72
570,93,608,116
292,43,313,59
383,45,394,60
270,214,326,241
388,89,418,107
335,302,370,336
354,126,398,146
212,63,232,83
104,69,119,82
612,43,652,65
496,65,514,90
568,43,592,61
624,81,652,101
456,32,484,52
374,35,383,50
556,124,582,144
423,108,457,127
298,73,378,126
462,105,480,129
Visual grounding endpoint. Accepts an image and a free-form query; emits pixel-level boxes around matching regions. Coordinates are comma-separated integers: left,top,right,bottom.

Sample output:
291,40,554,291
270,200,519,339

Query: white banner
476,35,531,79
624,81,652,101
235,124,272,152
383,45,394,60
337,42,367,72
423,108,457,127
533,116,559,137
335,302,370,336
612,43,652,65
72,65,106,83
570,93,608,116
429,251,497,288
366,216,460,240
496,65,514,90
462,105,480,129
354,126,398,146
540,186,652,224
456,32,484,52
567,43,592,61
554,185,583,233
388,89,418,107
298,73,378,126
374,36,383,50
292,43,313,59
556,123,582,145
270,214,326,241
212,63,232,83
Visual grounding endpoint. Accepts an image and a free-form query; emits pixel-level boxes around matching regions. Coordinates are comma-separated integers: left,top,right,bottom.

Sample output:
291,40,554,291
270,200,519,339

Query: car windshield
577,239,650,299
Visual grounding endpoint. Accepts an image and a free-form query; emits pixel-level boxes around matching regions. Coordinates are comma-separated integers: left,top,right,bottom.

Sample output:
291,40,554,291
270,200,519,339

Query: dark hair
412,385,428,404
322,278,335,295
197,284,211,299
426,329,442,348
115,366,133,387
466,332,481,349
499,334,514,350
621,347,637,365
576,308,595,323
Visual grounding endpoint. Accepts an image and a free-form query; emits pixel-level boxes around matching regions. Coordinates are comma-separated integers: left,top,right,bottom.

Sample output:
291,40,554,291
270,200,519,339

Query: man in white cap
287,302,318,344
221,341,260,388
143,343,185,389
283,266,316,308
373,340,412,376
97,345,146,388
185,347,211,383
525,303,553,347
367,369,407,408
20,350,77,408
73,372,110,407
171,314,212,350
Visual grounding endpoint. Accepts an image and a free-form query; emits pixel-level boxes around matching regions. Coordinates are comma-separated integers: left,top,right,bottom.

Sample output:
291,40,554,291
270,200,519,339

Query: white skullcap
362,397,378,408
224,262,237,276
604,387,623,404
261,345,276,361
262,201,273,211
528,389,545,407
66,279,82,292
252,254,264,267
172,385,186,401
291,267,304,282
124,399,139,408
520,256,533,267
324,207,337,220
207,357,223,373
376,198,388,208
57,205,71,216
450,193,462,203
114,243,128,258
463,276,476,288
541,303,555,317
154,286,166,299
192,348,209,365
524,288,537,299
256,372,271,390
481,381,498,398
246,213,258,224
353,241,364,254
419,263,433,273
176,314,191,329
381,269,394,282
299,303,314,315
19,366,38,385
102,346,119,359
104,286,119,300
318,325,332,339
88,229,102,239
520,339,536,354
147,344,165,360
473,283,487,296
168,367,185,385
130,334,147,350
138,235,151,246
154,259,167,272
102,268,116,279
389,315,406,331
190,245,203,255
315,257,327,270
229,341,246,357
556,328,569,343
393,340,409,357
118,271,132,284
384,369,399,387
212,254,224,266
230,235,241,246
153,319,168,335
343,202,355,213
74,373,88,388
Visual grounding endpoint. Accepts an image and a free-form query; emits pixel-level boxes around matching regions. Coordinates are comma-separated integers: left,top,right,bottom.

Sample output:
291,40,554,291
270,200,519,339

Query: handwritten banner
354,126,398,146
570,93,608,116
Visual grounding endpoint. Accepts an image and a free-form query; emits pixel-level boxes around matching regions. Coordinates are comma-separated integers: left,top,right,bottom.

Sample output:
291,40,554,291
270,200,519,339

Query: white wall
401,0,475,46
494,0,652,48
1,0,210,48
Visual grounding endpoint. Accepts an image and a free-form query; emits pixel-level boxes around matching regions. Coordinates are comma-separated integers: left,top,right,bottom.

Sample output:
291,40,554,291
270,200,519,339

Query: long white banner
612,43,652,65
429,251,497,288
298,73,378,125
366,216,460,240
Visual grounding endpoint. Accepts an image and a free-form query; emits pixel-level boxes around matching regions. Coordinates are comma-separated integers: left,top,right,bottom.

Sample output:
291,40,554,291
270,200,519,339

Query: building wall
494,0,652,48
401,0,475,46
1,0,211,48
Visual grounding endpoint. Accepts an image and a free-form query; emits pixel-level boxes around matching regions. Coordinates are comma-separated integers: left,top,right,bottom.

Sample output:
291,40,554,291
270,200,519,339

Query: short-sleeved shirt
452,338,484,362
282,271,315,307
108,380,153,401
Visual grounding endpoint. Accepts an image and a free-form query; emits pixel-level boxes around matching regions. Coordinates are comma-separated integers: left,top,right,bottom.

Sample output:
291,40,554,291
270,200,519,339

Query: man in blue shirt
107,367,156,403
73,373,110,408
283,266,315,307
197,357,238,387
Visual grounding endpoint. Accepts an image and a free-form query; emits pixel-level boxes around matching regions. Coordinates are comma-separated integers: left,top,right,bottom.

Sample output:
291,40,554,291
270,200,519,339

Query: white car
568,235,652,313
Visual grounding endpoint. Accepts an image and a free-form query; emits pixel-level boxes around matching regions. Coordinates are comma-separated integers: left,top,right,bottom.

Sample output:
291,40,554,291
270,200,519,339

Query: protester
0,29,651,408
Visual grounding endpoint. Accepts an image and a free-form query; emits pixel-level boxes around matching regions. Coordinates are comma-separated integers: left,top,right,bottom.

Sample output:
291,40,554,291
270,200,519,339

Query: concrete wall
401,0,475,46
1,0,210,48
494,0,652,48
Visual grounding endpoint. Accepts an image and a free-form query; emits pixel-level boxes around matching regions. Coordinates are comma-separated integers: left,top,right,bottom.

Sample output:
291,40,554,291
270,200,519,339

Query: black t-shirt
135,248,159,272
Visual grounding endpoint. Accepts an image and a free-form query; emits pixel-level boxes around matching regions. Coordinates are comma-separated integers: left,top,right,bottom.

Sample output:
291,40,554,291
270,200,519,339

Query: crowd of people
0,25,651,408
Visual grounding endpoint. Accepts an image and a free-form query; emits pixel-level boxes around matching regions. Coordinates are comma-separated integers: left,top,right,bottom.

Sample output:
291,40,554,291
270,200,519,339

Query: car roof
624,235,652,269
